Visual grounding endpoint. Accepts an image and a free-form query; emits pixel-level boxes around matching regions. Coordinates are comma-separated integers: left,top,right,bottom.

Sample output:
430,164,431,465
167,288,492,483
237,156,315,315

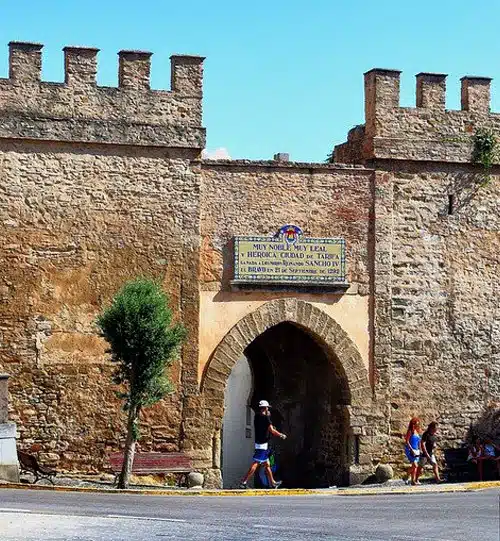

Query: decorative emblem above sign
232,225,347,286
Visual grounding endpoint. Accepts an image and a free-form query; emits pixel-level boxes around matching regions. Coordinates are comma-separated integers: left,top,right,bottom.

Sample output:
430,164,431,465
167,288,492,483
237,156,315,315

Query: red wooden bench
108,452,192,486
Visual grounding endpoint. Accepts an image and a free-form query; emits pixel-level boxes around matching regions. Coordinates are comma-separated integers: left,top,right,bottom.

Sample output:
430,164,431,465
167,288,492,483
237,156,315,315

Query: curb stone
0,480,499,497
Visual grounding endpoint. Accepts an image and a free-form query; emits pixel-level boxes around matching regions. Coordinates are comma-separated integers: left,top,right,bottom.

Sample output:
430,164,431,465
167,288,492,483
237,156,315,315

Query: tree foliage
97,278,186,488
472,128,498,186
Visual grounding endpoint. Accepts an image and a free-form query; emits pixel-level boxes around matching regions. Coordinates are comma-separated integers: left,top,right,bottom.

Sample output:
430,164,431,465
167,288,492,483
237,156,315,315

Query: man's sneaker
238,482,247,489
272,480,282,489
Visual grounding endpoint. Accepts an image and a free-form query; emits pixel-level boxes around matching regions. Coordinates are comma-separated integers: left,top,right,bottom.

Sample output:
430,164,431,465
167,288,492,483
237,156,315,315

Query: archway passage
223,322,351,489
200,299,372,488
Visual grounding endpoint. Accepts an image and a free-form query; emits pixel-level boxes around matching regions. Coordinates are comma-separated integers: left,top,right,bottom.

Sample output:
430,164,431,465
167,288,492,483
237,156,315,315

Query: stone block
375,463,394,483
349,465,372,486
0,464,21,483
0,422,17,438
203,468,222,489
0,422,19,482
187,471,204,489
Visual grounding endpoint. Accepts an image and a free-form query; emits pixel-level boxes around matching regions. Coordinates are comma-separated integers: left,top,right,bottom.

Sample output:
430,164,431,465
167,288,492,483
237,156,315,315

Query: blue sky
1,1,500,162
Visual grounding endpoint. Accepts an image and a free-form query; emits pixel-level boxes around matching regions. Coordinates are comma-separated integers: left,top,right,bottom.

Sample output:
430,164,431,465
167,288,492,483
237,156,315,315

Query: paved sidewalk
1,477,499,497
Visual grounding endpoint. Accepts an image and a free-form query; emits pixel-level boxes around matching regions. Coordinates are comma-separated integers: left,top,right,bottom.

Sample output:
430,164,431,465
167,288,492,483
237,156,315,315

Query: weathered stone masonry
0,44,499,485
0,42,204,470
335,69,500,459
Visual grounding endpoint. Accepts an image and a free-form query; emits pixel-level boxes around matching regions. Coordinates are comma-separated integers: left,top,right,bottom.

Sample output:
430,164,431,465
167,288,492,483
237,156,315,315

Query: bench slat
108,452,191,473
125,467,191,474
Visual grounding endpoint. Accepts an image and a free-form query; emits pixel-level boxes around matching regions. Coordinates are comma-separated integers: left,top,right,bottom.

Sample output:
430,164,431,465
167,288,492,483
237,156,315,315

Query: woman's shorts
419,454,437,466
253,449,270,464
405,447,420,463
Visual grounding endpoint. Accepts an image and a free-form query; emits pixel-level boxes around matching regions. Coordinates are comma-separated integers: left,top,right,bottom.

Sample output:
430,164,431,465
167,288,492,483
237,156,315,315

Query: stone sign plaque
233,225,347,286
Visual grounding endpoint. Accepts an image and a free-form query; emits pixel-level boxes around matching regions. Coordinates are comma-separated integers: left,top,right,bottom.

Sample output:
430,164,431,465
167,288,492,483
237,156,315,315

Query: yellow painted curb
1,483,314,497
1,480,499,497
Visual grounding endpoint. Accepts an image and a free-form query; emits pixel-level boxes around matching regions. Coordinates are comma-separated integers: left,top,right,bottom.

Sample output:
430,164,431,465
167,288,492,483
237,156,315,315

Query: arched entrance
200,298,373,488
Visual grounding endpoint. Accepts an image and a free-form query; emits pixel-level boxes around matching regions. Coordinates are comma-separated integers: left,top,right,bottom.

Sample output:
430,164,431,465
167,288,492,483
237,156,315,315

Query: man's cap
258,400,271,408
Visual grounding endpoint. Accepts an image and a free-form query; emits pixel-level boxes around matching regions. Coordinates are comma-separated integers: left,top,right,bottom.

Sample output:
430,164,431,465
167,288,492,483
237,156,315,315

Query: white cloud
202,147,231,160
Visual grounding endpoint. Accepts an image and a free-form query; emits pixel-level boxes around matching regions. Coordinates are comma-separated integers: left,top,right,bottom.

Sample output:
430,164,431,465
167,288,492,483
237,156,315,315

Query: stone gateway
0,42,499,487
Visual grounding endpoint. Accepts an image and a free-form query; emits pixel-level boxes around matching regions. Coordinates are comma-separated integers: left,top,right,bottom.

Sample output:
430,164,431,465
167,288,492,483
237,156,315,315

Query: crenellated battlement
0,42,206,148
336,68,500,164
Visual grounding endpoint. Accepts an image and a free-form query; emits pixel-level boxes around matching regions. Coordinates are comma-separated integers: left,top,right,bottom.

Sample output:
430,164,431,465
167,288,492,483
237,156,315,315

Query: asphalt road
0,488,499,540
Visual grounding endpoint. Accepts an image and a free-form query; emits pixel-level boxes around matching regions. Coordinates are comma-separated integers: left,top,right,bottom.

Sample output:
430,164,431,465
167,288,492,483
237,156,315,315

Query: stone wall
0,42,205,148
0,41,205,470
199,159,375,374
200,160,373,289
335,67,500,469
0,140,202,469
335,69,500,164
387,162,500,457
1,41,499,482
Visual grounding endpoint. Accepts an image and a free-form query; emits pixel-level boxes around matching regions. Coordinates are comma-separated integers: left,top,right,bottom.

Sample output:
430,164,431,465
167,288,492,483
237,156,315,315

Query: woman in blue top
404,417,421,485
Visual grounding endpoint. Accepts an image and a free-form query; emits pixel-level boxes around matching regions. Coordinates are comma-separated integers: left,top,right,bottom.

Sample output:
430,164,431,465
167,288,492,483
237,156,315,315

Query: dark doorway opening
245,321,351,488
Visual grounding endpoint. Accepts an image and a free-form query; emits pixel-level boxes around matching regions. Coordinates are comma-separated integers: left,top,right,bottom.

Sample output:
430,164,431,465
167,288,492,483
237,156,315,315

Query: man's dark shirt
254,412,272,444
421,430,437,455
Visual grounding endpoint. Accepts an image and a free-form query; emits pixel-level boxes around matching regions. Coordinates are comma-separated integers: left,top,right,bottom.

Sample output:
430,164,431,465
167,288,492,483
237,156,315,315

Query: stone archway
202,299,371,406
185,298,374,488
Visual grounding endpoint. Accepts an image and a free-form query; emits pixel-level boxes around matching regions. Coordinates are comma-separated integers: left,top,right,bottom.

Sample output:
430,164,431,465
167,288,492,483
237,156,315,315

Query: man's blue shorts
253,449,269,463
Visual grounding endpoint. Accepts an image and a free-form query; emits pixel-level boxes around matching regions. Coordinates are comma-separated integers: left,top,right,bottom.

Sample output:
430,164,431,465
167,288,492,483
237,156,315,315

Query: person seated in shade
467,436,482,464
477,438,500,481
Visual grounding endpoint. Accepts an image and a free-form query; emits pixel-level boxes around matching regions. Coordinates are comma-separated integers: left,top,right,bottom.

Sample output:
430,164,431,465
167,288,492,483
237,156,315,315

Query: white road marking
106,514,186,522
0,509,186,523
252,525,459,541
395,537,459,541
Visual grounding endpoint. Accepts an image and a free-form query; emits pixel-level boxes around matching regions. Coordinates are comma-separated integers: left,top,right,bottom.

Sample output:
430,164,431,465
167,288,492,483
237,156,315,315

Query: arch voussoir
202,299,372,410
295,299,306,323
323,319,343,344
205,361,231,382
245,311,261,338
300,301,313,328
213,346,235,368
283,297,298,321
257,308,271,333
274,298,287,322
222,333,245,358
205,374,226,391
233,322,251,347
239,316,255,343
314,309,331,337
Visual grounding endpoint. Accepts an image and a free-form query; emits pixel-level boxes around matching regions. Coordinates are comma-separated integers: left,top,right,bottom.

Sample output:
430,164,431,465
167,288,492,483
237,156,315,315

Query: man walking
416,421,442,483
239,400,287,489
